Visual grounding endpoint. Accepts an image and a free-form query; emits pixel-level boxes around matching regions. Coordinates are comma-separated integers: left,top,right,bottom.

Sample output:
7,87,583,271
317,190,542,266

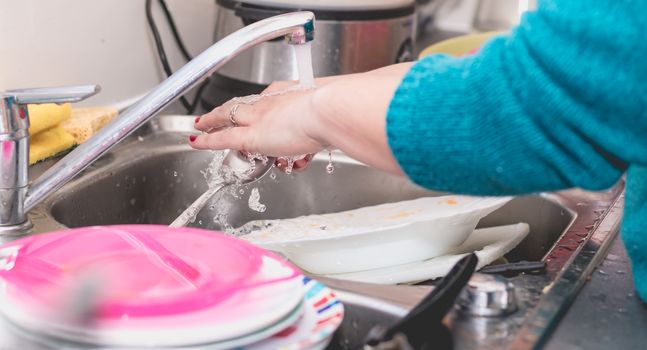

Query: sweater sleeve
386,0,647,196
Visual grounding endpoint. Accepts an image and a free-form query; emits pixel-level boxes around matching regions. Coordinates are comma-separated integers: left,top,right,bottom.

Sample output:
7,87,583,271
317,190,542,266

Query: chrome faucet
0,11,315,233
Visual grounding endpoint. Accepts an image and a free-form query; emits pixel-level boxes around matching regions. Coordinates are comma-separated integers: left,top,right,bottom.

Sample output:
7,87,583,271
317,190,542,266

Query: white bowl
241,196,511,274
325,223,530,284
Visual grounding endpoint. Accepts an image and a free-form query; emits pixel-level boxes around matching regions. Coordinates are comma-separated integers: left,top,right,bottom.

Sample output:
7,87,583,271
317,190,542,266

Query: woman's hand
190,62,414,175
191,85,326,157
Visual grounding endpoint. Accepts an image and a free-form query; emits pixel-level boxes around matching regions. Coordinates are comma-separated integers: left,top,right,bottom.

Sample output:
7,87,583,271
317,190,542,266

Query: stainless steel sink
23,115,624,349
46,119,574,265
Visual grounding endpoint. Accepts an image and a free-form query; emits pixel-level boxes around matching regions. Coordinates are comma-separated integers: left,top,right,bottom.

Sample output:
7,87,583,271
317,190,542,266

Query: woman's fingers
195,80,315,133
194,105,230,132
195,102,257,132
293,154,314,171
188,127,252,151
275,158,288,169
189,83,327,157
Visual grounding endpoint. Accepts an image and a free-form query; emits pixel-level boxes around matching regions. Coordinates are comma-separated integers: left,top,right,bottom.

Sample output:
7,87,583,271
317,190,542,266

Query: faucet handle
5,85,100,105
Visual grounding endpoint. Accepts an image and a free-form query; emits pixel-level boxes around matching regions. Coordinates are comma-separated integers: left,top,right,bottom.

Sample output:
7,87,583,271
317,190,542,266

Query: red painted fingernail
194,117,200,124
189,135,197,142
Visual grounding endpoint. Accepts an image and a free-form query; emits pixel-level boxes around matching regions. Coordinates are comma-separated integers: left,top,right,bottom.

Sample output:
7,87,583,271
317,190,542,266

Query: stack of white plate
0,225,344,349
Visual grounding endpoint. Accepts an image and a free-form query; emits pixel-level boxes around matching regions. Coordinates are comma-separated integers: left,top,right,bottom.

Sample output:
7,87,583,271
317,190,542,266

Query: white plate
321,223,529,284
0,226,305,348
2,277,344,350
0,261,305,348
241,196,511,274
245,276,344,350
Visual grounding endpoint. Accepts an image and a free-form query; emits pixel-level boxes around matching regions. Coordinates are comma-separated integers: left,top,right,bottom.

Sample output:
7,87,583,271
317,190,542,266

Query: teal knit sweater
387,0,647,299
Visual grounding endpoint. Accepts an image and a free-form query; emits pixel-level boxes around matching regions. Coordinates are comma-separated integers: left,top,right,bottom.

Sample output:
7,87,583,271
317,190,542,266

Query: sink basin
50,148,435,228
47,117,573,264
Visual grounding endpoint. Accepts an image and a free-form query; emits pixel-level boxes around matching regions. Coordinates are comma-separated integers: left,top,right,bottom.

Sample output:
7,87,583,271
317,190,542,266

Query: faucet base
0,187,28,228
0,220,33,236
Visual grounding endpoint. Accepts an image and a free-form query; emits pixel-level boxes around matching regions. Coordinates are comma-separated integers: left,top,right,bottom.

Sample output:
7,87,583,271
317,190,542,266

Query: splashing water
170,151,261,228
278,154,309,175
248,188,267,213
285,158,296,175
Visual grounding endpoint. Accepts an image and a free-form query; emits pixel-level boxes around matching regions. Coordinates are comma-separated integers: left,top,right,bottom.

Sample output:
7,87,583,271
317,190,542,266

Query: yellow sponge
29,126,75,165
61,107,118,144
28,103,72,135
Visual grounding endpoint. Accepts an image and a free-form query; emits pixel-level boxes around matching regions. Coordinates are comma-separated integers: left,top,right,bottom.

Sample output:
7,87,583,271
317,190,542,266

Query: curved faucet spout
23,11,315,215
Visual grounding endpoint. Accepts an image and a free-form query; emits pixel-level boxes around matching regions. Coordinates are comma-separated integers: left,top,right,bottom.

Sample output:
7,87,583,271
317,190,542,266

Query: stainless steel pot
201,0,417,109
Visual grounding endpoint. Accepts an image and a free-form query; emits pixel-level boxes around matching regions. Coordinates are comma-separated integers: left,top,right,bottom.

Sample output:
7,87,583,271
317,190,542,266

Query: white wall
0,0,217,106
433,0,537,34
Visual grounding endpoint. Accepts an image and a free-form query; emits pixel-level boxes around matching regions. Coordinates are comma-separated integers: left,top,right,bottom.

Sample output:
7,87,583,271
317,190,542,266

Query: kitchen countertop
545,236,647,349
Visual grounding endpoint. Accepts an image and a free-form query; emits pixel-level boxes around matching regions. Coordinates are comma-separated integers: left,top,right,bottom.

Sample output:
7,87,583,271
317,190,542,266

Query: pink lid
0,225,300,320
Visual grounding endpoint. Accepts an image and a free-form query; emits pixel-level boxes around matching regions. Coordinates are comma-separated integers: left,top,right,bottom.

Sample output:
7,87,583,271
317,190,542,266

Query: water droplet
283,157,296,175
173,171,178,177
129,198,136,206
326,150,335,174
269,172,277,180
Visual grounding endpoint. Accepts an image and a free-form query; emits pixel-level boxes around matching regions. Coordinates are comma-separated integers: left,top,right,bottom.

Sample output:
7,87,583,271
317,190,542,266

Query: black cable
145,0,209,114
158,0,211,113
158,0,193,62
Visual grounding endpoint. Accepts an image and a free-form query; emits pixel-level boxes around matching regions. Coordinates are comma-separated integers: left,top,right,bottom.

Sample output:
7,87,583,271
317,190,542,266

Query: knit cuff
386,53,506,194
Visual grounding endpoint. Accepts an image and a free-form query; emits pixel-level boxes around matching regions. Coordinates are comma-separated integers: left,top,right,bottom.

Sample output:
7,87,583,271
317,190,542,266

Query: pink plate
0,225,303,347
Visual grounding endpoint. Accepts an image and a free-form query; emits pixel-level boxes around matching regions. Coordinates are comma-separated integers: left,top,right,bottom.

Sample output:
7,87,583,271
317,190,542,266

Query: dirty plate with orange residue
240,196,511,275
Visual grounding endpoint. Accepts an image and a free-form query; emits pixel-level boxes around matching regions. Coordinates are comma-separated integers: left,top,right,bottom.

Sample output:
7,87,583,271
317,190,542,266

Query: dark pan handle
365,253,479,349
